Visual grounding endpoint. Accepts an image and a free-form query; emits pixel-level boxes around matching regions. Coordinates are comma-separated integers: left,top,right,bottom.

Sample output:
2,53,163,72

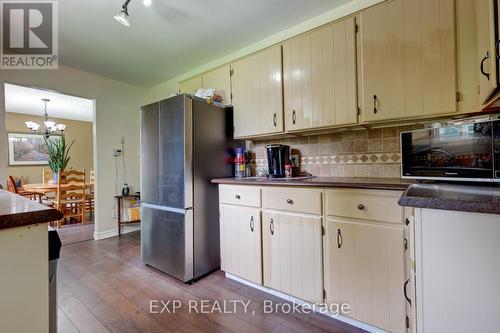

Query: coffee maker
266,144,290,178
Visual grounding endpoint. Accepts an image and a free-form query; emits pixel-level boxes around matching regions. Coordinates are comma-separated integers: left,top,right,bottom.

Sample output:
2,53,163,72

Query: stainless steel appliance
266,144,290,178
140,94,238,282
401,119,500,182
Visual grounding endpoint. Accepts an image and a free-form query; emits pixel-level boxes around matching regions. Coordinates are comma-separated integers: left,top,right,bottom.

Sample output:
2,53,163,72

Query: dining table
23,182,94,194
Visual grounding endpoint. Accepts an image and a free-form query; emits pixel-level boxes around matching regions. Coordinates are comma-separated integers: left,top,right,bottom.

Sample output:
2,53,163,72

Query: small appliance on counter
267,144,290,178
401,119,500,182
122,183,130,196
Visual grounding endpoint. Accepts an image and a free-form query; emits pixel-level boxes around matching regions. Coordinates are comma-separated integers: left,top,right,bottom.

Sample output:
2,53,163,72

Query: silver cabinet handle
286,199,293,205
337,229,342,249
292,110,296,125
357,204,365,210
250,216,254,232
373,95,378,114
270,218,274,235
273,113,277,127
235,194,241,199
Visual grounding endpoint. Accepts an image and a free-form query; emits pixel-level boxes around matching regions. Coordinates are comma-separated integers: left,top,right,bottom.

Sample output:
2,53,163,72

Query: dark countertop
211,177,414,191
0,190,63,230
399,183,500,215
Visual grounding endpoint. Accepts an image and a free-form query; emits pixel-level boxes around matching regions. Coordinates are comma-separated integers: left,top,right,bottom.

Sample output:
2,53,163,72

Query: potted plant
44,134,76,183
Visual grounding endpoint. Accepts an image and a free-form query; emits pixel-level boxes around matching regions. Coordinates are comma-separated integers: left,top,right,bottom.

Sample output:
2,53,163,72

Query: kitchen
0,0,499,332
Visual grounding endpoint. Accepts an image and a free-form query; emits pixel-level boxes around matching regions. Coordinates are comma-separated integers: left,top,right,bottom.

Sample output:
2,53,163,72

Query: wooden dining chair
6,176,43,202
86,168,95,219
54,169,86,228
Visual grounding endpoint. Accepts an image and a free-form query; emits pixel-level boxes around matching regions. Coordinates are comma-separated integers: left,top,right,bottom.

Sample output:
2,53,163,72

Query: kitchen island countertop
0,189,63,230
398,183,500,215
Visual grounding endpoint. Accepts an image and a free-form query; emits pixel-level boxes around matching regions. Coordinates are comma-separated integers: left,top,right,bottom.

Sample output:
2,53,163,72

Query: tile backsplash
248,125,423,178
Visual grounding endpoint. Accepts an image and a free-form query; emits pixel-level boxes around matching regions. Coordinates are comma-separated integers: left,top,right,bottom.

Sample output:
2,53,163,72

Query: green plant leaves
44,134,76,173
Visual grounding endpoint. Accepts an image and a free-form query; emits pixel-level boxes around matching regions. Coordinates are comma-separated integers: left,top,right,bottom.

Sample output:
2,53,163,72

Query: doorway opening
4,82,96,245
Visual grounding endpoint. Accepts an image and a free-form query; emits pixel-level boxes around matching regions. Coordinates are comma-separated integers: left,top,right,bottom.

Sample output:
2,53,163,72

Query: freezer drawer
141,205,194,282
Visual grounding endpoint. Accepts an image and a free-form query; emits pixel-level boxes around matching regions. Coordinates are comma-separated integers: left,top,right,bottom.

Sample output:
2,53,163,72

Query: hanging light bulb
44,120,56,129
114,0,131,27
25,121,40,131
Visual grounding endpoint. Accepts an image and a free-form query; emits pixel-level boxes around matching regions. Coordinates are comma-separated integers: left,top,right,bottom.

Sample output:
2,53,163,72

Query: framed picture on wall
7,132,60,166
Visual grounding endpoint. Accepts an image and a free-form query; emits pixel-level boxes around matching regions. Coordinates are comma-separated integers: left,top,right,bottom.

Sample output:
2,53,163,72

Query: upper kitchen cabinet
202,64,232,105
231,45,284,139
359,0,457,122
476,0,499,106
283,16,358,132
179,75,202,94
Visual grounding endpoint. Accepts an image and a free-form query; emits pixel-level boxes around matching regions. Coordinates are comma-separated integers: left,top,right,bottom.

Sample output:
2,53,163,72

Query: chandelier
25,98,66,138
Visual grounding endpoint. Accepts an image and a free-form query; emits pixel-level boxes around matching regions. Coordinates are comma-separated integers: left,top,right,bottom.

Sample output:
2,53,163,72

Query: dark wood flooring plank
58,231,366,333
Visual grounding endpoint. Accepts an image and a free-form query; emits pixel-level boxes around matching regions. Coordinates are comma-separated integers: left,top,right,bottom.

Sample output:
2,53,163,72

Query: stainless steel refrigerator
140,94,237,282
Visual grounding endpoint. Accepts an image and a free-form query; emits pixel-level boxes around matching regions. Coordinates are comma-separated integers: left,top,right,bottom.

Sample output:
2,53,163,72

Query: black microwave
401,120,500,182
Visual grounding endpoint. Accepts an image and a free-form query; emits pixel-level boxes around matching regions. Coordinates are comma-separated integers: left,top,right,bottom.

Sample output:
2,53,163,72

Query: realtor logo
1,1,58,69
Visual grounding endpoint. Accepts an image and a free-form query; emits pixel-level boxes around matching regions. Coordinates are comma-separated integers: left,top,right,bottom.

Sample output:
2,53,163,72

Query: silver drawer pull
235,194,241,199
357,204,365,210
250,216,254,232
286,199,294,205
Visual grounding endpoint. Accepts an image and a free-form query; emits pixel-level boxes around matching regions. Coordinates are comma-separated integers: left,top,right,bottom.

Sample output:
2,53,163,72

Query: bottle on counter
234,148,246,178
244,150,252,177
284,164,292,178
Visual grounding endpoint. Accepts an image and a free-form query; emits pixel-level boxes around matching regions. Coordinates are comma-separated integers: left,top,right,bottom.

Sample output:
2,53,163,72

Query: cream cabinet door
220,205,262,284
202,64,232,105
231,45,284,138
179,75,202,94
262,211,323,303
476,0,498,105
359,0,456,122
283,16,357,131
325,218,407,332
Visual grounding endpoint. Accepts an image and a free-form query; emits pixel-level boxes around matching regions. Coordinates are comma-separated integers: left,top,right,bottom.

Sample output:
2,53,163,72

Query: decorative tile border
254,153,401,167
248,125,421,178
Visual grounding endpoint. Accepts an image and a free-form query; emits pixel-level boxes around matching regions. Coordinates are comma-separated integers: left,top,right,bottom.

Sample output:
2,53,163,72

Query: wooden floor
57,223,95,246
58,231,366,333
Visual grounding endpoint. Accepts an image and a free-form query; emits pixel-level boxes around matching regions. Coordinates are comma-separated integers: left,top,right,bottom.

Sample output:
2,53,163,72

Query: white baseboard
93,224,140,240
225,273,386,333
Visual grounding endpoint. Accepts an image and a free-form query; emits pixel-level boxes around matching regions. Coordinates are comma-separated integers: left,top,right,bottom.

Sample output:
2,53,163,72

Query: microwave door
401,122,495,181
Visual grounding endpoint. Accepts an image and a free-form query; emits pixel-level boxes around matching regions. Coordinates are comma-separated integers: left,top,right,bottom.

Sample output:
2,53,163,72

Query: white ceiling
58,0,353,87
4,84,94,122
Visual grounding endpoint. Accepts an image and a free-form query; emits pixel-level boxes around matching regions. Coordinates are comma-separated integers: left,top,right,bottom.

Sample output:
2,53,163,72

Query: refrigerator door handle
141,203,187,214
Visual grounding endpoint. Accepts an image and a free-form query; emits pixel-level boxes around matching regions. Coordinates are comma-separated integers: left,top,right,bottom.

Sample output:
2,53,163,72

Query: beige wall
0,65,146,239
5,113,93,184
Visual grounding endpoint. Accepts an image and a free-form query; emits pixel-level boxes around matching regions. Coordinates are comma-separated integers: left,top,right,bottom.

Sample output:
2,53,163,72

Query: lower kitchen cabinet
219,204,262,284
218,184,412,332
262,211,323,303
415,209,500,333
324,218,407,332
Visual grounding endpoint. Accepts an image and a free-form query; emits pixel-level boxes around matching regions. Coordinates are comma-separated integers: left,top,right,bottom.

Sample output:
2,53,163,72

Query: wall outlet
112,148,122,157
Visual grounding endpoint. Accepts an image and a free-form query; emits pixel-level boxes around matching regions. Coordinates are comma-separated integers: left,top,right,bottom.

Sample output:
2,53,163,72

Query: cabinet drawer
326,189,402,223
219,185,261,207
262,187,322,215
